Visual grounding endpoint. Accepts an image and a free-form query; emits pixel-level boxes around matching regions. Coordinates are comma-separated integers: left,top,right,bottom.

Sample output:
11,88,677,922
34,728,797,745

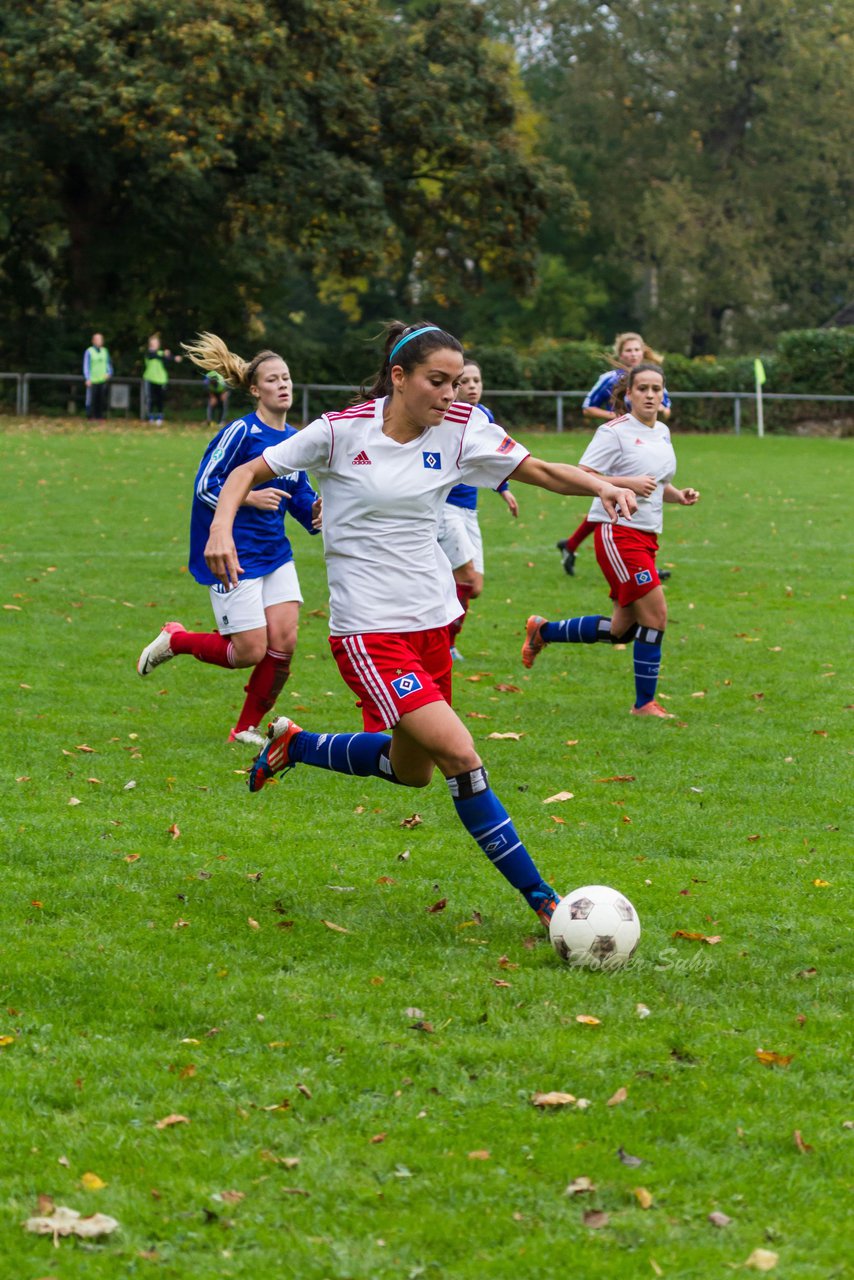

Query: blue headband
388,326,442,365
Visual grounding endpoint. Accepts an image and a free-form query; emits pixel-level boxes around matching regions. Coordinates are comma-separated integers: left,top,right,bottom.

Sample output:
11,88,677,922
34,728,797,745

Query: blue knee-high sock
447,767,552,906
633,639,662,707
541,615,611,644
289,730,400,781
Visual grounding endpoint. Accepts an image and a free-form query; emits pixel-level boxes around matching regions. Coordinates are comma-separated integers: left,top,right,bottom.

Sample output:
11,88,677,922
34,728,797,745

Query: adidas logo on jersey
351,450,372,466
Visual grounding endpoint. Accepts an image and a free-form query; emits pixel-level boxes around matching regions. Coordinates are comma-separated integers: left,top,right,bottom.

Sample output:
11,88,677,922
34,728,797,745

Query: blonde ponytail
182,332,248,389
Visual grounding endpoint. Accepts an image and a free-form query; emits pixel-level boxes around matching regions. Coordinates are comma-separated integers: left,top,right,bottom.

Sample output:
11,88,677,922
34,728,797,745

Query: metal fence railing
1,371,852,433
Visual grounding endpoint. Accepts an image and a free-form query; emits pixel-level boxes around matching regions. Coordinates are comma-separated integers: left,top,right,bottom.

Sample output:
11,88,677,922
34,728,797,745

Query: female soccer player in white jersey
202,321,638,929
522,363,699,718
136,335,320,746
438,358,518,658
558,332,672,578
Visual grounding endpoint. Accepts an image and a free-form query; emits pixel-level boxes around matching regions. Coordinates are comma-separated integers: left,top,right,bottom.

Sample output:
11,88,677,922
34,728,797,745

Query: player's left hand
680,488,700,505
599,483,637,522
311,497,323,529
501,490,519,518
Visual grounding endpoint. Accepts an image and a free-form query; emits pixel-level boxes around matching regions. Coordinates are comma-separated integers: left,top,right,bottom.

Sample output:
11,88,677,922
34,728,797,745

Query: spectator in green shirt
143,333,182,423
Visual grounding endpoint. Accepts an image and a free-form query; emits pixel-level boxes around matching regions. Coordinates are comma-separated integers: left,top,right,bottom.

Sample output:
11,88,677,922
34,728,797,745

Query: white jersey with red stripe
262,397,529,635
579,413,677,533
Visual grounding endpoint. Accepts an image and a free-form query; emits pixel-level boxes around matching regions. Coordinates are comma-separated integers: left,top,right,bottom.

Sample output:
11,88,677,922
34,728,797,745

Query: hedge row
473,328,854,432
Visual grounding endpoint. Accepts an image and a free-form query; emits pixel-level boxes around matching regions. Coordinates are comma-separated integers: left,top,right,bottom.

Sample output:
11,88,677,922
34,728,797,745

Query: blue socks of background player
289,729,400,781
632,626,664,707
446,766,545,897
540,615,612,644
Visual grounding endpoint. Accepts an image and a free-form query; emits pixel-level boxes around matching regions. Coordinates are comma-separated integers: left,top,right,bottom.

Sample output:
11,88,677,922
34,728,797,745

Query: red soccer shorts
594,523,661,607
329,627,453,731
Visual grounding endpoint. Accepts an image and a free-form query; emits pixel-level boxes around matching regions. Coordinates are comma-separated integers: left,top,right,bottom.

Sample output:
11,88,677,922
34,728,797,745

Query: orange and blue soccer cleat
630,700,674,718
521,615,548,669
248,716,303,792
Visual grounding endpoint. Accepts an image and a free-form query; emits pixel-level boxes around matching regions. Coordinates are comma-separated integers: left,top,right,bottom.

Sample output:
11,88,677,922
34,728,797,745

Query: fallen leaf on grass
466,710,491,719
247,917,260,930
793,1129,813,1154
494,683,521,693
400,814,422,829
321,920,350,934
576,1015,601,1026
297,1083,312,1099
67,797,81,807
636,1003,651,1019
617,1147,643,1167
75,744,96,753
582,1209,609,1229
426,898,447,913
708,1210,732,1227
376,875,396,885
468,1150,490,1160
672,930,722,944
282,1187,310,1196
744,1248,779,1271
23,1204,119,1242
812,879,830,887
564,739,579,746
607,1087,628,1106
491,978,512,988
755,1049,793,1068
80,1172,107,1190
123,779,137,790
218,1190,244,1205
167,823,180,839
410,1020,434,1033
532,1091,576,1108
370,1133,387,1144
486,732,524,740
465,672,493,682
497,955,519,970
405,1007,425,1018
551,815,566,825
633,1186,653,1209
543,791,574,804
747,833,761,842
565,1176,595,1196
594,775,636,783
155,1114,189,1130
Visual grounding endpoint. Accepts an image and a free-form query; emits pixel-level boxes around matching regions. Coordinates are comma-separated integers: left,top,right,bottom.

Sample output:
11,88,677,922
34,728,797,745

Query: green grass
1,419,851,1278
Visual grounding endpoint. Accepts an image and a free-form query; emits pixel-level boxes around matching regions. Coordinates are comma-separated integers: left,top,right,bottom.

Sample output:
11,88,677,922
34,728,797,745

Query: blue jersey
445,403,509,509
583,370,671,413
188,412,318,586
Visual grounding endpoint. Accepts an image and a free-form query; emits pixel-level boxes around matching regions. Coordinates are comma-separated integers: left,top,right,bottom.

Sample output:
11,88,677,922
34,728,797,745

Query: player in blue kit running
201,322,639,930
438,359,518,658
136,334,320,745
524,363,699,718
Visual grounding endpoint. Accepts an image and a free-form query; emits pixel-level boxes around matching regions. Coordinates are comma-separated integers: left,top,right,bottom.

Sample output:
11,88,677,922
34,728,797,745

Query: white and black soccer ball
549,884,640,968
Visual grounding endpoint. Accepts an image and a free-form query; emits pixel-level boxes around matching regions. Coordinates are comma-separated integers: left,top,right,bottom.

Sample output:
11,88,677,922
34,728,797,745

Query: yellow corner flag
754,358,767,386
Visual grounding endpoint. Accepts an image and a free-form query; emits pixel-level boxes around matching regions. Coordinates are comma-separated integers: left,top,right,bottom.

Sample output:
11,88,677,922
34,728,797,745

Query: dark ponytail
361,320,463,400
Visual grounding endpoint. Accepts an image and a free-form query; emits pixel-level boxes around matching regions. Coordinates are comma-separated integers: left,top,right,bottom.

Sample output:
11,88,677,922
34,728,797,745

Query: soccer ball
549,884,640,968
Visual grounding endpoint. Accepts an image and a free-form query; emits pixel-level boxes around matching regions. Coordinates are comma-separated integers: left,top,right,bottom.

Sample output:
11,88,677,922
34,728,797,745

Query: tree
0,0,558,368
485,0,854,353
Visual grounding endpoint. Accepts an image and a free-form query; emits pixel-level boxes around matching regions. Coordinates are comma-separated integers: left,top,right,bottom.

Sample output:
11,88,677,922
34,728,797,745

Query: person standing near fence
557,332,672,578
438,358,518,659
523,362,699,718
204,368,230,425
142,333,182,424
83,333,112,421
200,320,638,929
136,333,320,746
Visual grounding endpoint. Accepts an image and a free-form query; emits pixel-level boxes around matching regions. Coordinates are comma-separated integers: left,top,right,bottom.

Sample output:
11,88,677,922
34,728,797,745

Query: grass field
1,419,851,1279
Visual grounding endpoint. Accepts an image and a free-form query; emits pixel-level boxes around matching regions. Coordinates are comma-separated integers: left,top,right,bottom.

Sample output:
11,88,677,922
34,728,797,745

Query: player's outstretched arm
663,483,700,505
511,456,637,522
205,456,276,588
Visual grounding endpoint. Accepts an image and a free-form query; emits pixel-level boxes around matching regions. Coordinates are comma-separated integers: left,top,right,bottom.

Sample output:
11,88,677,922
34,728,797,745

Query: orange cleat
521,615,548,669
630,700,674,718
248,716,303,792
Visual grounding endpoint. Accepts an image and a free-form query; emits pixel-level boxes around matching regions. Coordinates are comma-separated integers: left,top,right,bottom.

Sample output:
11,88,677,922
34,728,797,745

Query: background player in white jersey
202,321,638,930
523,363,699,718
437,358,518,659
136,336,320,746
557,332,672,580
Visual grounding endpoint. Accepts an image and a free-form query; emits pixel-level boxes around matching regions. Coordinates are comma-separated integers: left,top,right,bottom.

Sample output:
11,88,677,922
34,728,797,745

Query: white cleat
137,622,185,676
229,727,266,748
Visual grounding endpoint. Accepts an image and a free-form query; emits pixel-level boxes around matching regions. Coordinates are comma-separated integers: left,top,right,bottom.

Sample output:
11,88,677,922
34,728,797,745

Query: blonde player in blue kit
202,322,638,929
523,363,699,717
136,336,320,745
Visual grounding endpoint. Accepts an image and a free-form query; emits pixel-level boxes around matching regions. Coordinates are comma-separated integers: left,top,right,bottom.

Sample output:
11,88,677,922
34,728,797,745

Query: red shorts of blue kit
329,627,453,731
594,523,661,607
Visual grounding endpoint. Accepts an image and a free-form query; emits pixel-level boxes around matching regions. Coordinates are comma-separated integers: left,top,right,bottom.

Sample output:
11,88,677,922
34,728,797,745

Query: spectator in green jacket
143,333,182,424
83,333,113,421
204,368,230,424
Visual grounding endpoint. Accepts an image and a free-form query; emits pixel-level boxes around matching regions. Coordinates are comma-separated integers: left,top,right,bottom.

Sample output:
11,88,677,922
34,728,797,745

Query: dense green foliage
1,1,850,371
1,423,851,1277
